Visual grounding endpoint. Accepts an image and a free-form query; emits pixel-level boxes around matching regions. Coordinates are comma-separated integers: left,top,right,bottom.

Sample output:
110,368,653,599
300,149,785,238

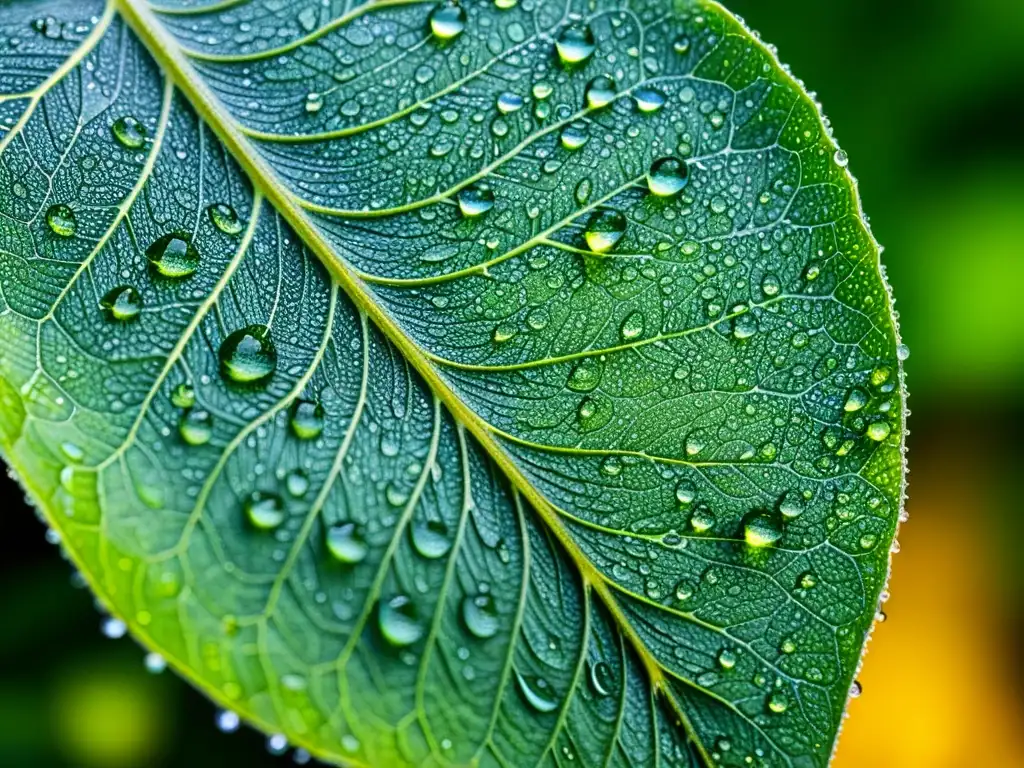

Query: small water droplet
584,210,627,254
100,285,142,322
567,357,603,392
428,0,466,41
849,680,862,698
866,421,891,442
290,399,324,440
462,594,499,639
778,492,804,520
844,387,869,412
675,481,696,505
111,116,147,149
305,92,324,113
732,313,758,340
634,87,666,113
833,149,849,168
101,617,127,639
219,324,277,385
560,123,589,151
179,408,213,446
412,519,452,559
689,505,715,533
767,691,788,713
326,522,368,564
208,203,244,235
555,24,595,65
171,382,195,409
647,156,689,197
589,661,615,697
496,92,523,114
216,710,240,733
896,343,910,361
584,75,616,109
378,595,423,646
620,311,644,340
245,491,285,530
744,513,782,548
515,672,558,712
144,652,167,674
285,469,309,498
457,183,495,217
673,36,691,54
46,204,76,237
146,232,200,278
799,572,817,589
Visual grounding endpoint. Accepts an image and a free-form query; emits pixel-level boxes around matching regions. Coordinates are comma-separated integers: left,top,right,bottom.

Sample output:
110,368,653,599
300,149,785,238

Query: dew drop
326,522,368,564
378,595,423,646
285,469,309,498
866,421,891,442
646,156,689,197
566,357,603,392
761,274,781,297
171,382,195,409
560,123,589,151
290,399,325,439
833,149,849,168
219,324,277,385
111,116,147,149
689,505,715,533
744,513,782,548
245,491,285,530
216,710,240,733
46,204,76,237
718,649,737,670
673,36,691,54
208,203,244,235
584,75,616,109
620,311,644,340
768,691,788,713
515,672,558,712
675,481,696,505
428,0,466,41
732,313,758,340
555,24,595,66
844,387,869,412
634,87,666,113
100,285,142,322
146,232,200,278
584,210,627,254
589,661,615,697
896,343,910,361
412,519,452,559
496,92,523,114
179,408,213,446
457,183,495,217
849,680,862,698
462,594,499,639
799,572,817,589
305,92,324,113
778,492,804,520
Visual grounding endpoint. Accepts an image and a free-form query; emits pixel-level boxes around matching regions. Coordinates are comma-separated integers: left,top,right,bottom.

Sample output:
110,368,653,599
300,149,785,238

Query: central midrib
112,1,718,765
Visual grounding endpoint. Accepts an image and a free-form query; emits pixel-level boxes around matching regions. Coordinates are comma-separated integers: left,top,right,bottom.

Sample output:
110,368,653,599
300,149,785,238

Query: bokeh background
2,0,1022,765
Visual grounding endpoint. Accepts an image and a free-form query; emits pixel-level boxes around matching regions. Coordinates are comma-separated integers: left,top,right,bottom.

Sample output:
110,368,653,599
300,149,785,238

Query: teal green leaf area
0,0,906,766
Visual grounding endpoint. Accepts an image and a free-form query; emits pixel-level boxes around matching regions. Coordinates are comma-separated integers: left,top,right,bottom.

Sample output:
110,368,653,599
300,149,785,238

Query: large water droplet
462,594,499,639
566,357,602,392
675,481,696,505
515,672,558,712
589,661,615,697
689,505,715,533
634,87,666,113
245,491,285,530
100,285,142,322
428,0,466,41
179,408,213,446
584,210,627,254
326,523,368,564
866,421,891,441
208,203,244,235
559,124,589,151
111,116,147,149
732,313,758,340
555,24,595,65
457,183,495,217
767,691,788,713
647,157,689,197
46,204,76,237
844,387,869,412
412,519,452,559
146,232,200,278
378,595,423,646
718,649,737,669
290,399,324,439
496,92,523,114
171,382,195,409
219,324,277,385
620,311,644,341
744,513,782,548
584,75,616,109
778,492,805,520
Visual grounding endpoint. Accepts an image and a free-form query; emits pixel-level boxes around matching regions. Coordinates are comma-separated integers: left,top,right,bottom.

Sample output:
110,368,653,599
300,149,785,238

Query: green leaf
0,0,906,765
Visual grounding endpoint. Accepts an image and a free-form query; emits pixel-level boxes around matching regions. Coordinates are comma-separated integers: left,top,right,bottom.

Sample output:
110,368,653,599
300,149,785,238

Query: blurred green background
2,0,1022,765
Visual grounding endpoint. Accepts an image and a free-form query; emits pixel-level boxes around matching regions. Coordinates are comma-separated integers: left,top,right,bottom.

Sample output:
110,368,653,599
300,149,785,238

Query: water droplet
457,183,495,217
144,652,167,674
584,75,616,109
849,680,862,698
171,382,195,409
219,325,277,385
245,491,285,530
844,387,869,412
732,313,758,340
559,124,589,151
584,210,627,253
46,204,76,237
761,274,781,297
379,595,423,646
689,505,715,533
496,92,523,114
290,399,324,439
179,408,213,446
385,483,410,507
494,0,517,8
866,421,891,442
100,285,142,322
515,672,558,712
675,481,696,505
556,24,595,66
412,519,451,559
634,87,666,113
111,116,147,149
744,513,782,548
305,92,324,113
673,36,691,54
216,710,240,733
589,661,615,697
718,649,737,670
600,456,622,477
778,492,804,520
833,149,849,168
101,617,127,639
896,343,910,361
146,232,200,278
767,691,788,713
620,311,644,340
326,522,368,564
492,324,516,343
428,0,466,41
462,594,499,639
567,357,602,392
285,469,309,498
647,156,689,197
208,203,244,235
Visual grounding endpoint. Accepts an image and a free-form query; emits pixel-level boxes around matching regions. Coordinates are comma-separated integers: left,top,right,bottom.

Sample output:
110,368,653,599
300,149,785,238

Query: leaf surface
0,1,906,765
